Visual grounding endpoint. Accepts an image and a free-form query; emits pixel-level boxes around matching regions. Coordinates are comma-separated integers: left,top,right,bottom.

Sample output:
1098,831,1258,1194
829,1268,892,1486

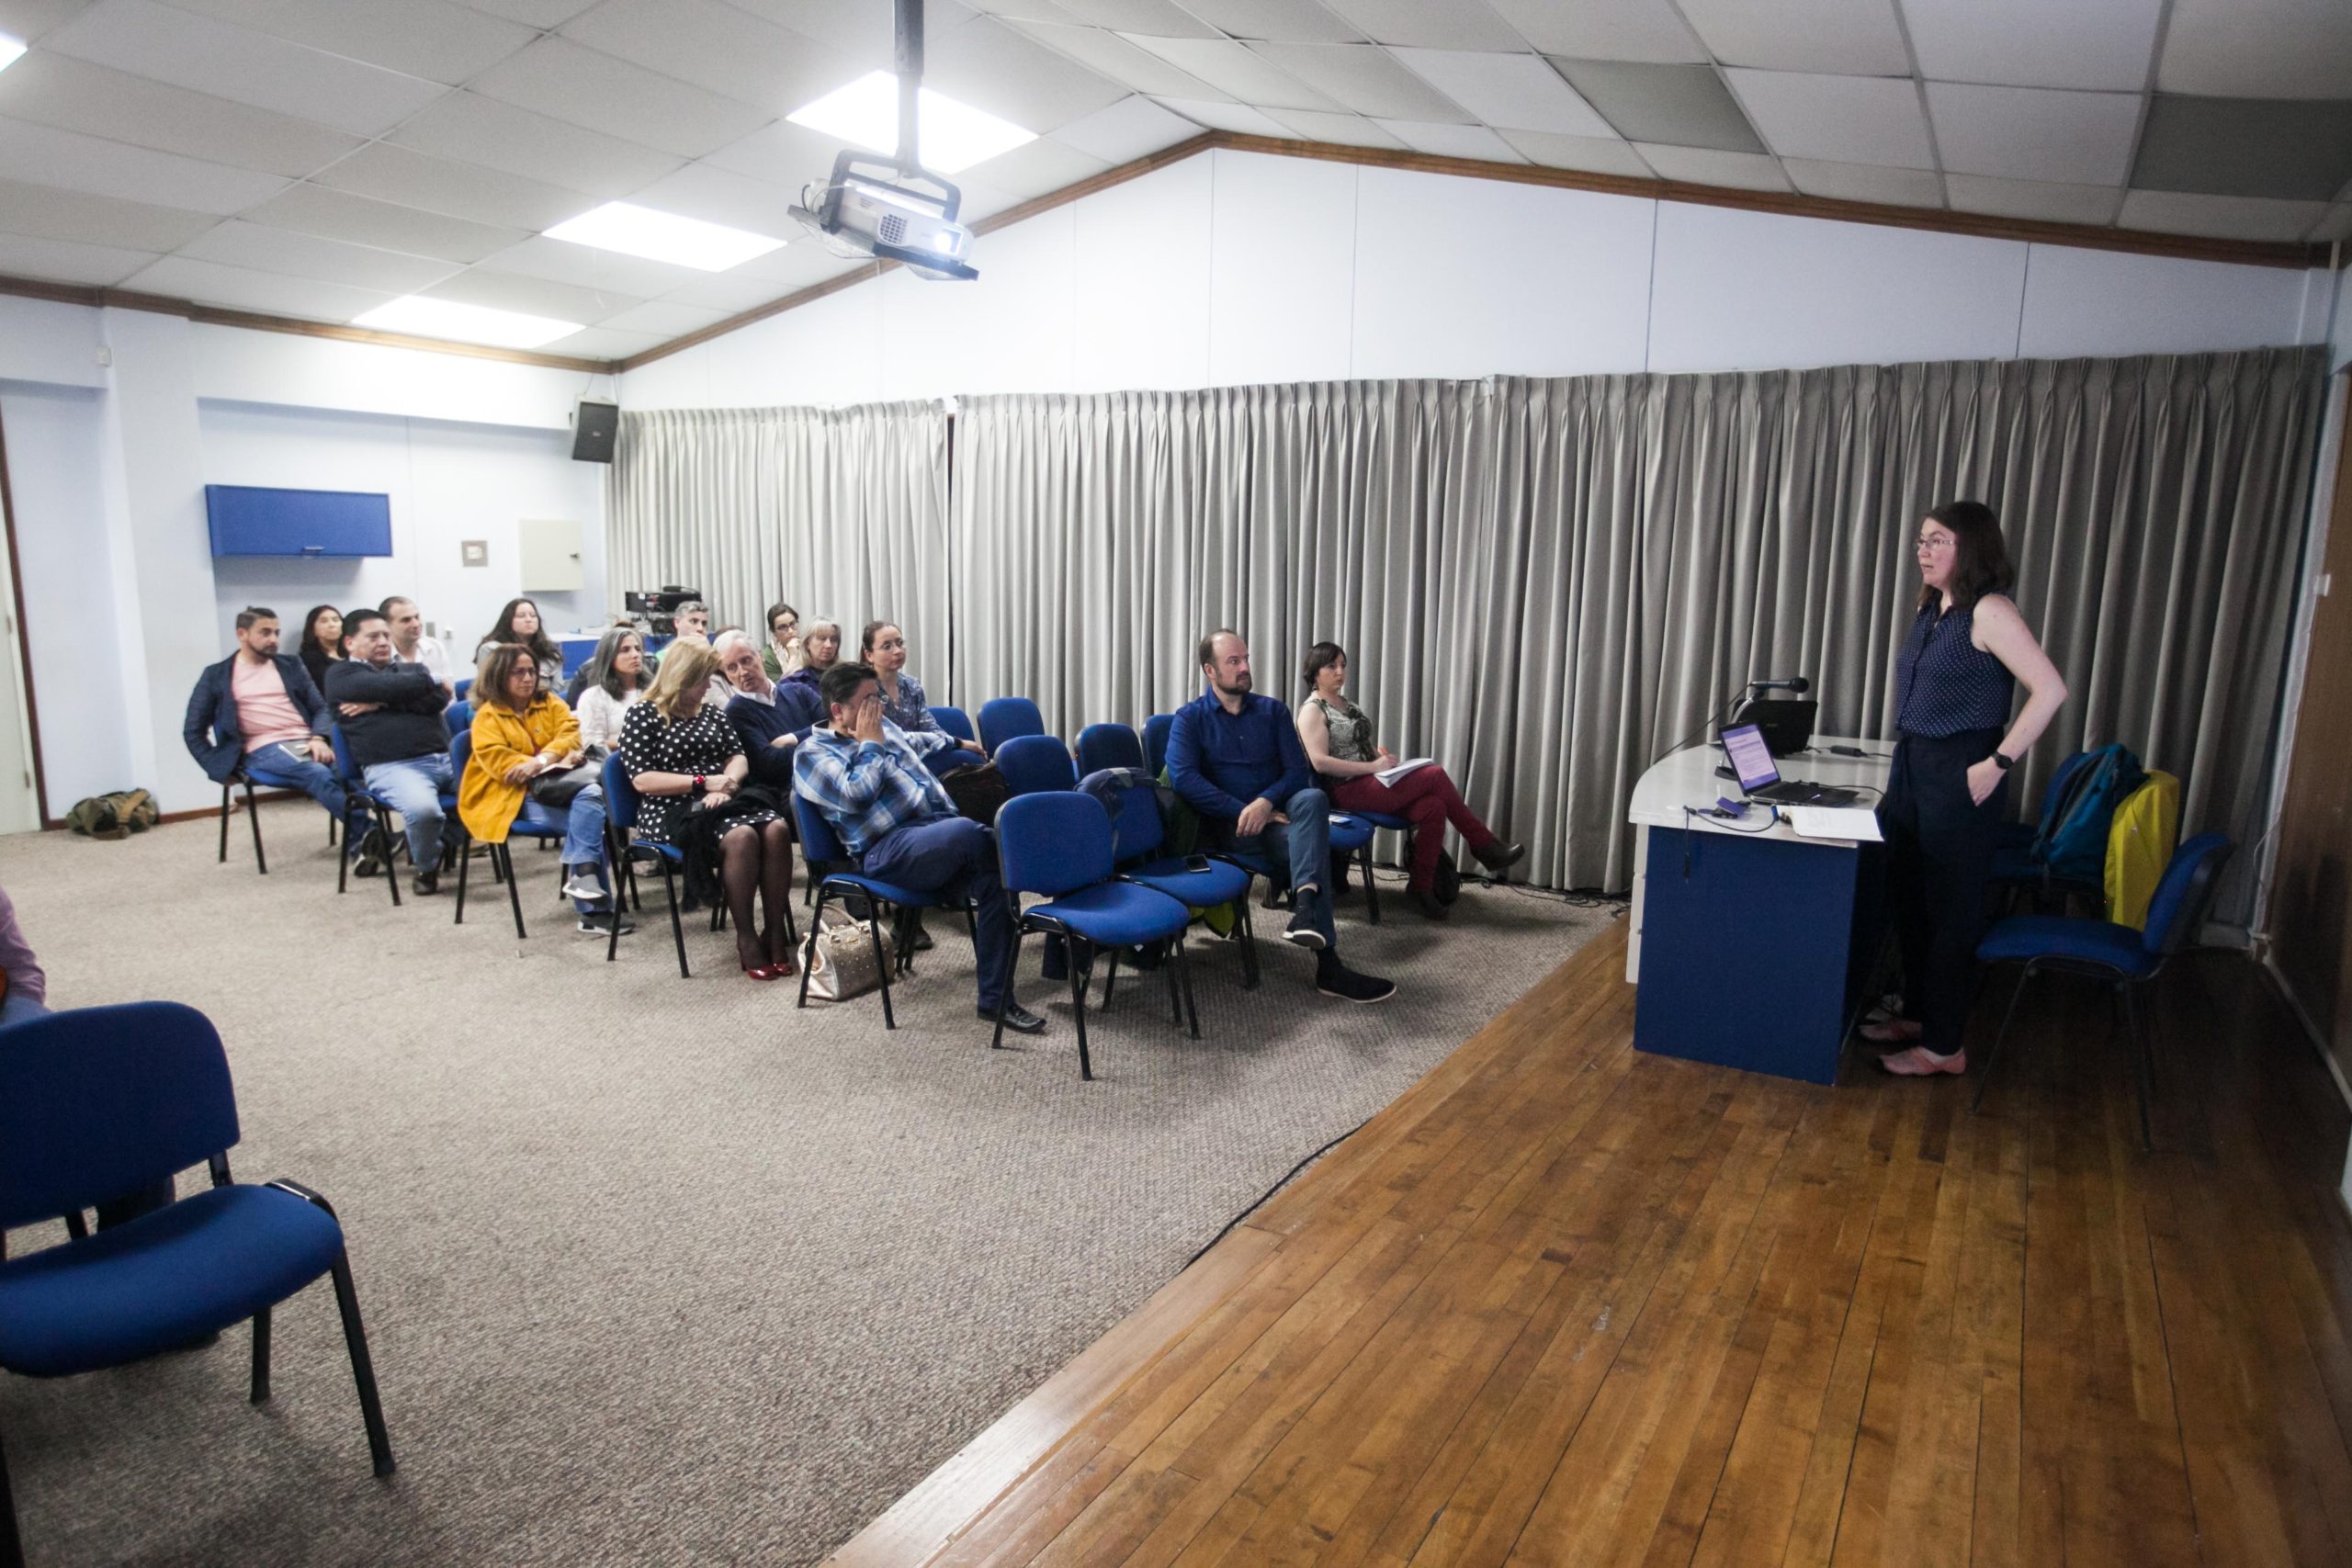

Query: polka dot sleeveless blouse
1894,599,2015,738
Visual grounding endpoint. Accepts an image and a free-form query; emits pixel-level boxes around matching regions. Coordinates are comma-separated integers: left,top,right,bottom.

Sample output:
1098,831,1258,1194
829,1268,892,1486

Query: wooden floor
831,921,2352,1567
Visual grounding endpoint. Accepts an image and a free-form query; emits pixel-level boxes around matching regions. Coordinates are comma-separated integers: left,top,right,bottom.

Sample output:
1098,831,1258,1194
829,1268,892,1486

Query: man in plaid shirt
795,662,1046,1035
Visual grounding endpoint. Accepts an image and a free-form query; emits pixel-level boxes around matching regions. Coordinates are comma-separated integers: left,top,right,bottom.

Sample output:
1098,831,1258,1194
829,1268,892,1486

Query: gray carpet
0,801,1613,1567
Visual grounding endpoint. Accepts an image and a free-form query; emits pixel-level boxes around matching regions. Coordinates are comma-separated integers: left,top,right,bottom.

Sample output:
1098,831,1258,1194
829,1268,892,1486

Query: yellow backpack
2104,770,2180,931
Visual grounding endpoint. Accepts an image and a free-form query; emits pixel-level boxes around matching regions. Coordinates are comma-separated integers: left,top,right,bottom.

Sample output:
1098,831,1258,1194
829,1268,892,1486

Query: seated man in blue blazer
183,605,348,821
1168,630,1396,1005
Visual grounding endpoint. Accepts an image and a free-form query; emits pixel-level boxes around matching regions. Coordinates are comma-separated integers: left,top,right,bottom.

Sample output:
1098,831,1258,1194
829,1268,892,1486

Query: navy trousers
860,815,1017,1011
1881,727,2009,1056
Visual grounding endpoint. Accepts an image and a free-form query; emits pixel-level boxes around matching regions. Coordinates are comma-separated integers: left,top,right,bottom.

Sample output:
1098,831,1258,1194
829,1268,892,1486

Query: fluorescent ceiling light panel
352,296,582,349
0,32,25,73
786,70,1035,175
542,200,785,272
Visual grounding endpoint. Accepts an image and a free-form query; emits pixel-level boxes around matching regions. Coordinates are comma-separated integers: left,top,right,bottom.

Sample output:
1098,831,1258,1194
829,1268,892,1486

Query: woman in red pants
1295,642,1523,919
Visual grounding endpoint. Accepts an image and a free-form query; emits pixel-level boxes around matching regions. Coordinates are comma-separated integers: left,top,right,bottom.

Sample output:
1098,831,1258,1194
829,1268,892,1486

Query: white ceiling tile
481,233,716,297
593,299,734,336
1047,94,1205,164
1902,0,2162,93
0,51,363,175
0,0,96,46
1724,69,1935,169
1127,35,1339,110
468,36,778,159
0,230,157,285
2159,0,2352,100
120,254,398,320
1046,0,1218,37
2312,204,2352,243
647,269,791,312
948,177,1023,220
0,175,220,249
1635,143,1792,190
1152,96,1297,136
1265,107,1407,148
1676,0,1910,75
1317,0,1525,51
1003,18,1227,97
243,184,529,263
1245,41,1475,122
719,236,876,288
1927,82,2143,186
43,0,449,138
1389,49,1612,138
531,324,666,358
0,115,288,214
722,0,920,57
1173,0,1363,43
310,143,599,232
1942,172,2123,224
925,15,1131,133
421,265,647,324
701,118,864,190
1373,119,1528,163
1497,128,1655,176
963,0,1081,20
178,219,465,292
155,0,537,84
1781,157,1943,205
449,0,597,25
958,136,1113,200
2116,188,2329,242
622,162,804,241
1484,0,1705,62
389,92,687,199
560,0,854,117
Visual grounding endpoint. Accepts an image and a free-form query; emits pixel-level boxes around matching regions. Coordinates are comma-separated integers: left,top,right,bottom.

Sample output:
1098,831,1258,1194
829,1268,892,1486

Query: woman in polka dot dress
1870,501,2068,1078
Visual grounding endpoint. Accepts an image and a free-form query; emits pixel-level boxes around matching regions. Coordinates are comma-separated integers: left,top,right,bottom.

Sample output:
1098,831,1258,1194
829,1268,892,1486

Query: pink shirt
232,656,311,753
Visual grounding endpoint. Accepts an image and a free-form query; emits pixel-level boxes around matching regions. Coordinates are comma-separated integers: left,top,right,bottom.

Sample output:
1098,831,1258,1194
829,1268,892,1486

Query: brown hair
645,639,720,719
476,643,541,710
860,620,902,656
1301,640,1344,690
1918,500,2017,612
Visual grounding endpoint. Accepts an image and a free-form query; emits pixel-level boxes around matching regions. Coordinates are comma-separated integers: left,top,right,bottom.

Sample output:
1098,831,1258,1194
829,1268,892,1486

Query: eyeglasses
1916,535,1955,552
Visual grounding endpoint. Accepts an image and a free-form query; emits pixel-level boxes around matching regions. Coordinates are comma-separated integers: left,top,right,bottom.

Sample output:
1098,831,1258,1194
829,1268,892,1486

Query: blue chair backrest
998,792,1112,897
2142,833,2233,956
450,728,473,782
328,722,366,788
445,699,473,738
1142,713,1175,777
978,696,1045,755
791,793,849,866
600,751,642,834
1077,722,1144,776
998,733,1077,795
0,1002,239,1230
453,678,472,702
932,705,976,744
1102,780,1167,863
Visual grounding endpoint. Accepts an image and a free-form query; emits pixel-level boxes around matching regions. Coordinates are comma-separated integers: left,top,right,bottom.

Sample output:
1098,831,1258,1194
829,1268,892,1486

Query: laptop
1719,722,1860,807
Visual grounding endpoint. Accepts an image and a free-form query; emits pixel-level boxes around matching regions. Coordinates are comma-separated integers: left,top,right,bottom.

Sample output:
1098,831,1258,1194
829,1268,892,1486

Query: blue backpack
2031,742,2145,886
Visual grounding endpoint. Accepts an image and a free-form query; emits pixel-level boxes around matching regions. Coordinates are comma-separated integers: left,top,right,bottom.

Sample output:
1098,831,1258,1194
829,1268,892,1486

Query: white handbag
803,904,886,1002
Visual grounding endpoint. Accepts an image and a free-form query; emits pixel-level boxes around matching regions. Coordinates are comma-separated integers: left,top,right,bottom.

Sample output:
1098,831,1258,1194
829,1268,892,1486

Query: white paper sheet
1784,806,1883,842
1375,757,1434,786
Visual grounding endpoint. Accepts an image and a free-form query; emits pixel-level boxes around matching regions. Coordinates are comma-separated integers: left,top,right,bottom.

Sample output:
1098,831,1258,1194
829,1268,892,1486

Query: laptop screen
1721,723,1780,792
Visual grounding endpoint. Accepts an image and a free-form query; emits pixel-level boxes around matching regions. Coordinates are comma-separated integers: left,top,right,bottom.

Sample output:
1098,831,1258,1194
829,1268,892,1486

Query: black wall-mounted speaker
571,400,619,463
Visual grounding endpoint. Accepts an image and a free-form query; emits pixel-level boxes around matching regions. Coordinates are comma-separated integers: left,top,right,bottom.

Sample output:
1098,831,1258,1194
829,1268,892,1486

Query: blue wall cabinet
205,485,393,558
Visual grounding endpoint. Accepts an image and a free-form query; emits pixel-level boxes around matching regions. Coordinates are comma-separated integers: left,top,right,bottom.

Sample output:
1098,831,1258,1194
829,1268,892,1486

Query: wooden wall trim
0,400,52,833
0,275,618,375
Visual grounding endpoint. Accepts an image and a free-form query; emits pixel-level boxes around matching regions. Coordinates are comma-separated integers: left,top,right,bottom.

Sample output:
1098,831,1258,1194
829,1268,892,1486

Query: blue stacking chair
216,766,267,874
1097,776,1260,990
1076,722,1145,777
1971,831,2233,1149
0,1003,395,1564
600,753,693,977
932,705,977,745
449,731,574,941
978,696,1046,756
452,678,471,702
1327,811,1384,923
994,793,1198,1080
443,698,473,739
997,734,1078,796
1989,749,2096,909
791,796,977,1030
327,723,401,907
1141,714,1175,778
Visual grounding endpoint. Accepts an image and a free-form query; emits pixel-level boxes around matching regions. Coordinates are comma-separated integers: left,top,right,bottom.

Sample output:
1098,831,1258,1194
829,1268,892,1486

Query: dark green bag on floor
66,788,159,840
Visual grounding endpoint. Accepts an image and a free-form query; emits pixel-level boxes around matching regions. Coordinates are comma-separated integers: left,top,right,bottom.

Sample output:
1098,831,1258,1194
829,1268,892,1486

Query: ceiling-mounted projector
791,151,977,282
788,0,978,283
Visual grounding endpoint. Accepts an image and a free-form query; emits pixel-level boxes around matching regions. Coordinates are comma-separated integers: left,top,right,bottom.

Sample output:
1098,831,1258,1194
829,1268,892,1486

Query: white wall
623,149,2332,410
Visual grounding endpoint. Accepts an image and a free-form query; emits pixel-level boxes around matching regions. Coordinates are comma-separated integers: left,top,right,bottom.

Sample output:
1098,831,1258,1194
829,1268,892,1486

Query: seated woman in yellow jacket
460,642,630,936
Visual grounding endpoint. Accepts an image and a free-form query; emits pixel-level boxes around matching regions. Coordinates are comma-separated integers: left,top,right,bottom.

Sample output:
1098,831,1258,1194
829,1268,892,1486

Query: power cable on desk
1682,802,1781,880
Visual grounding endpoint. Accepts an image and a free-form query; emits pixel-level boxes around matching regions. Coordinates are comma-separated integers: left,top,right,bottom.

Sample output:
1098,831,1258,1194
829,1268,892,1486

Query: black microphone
1748,676,1810,694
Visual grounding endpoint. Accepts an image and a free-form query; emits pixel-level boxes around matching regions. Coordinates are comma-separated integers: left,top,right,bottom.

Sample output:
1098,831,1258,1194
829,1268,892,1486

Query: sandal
1880,1045,1966,1077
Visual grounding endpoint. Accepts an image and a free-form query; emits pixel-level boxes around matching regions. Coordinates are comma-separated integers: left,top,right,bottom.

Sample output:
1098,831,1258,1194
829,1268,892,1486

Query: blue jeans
517,785,611,913
860,815,1016,1012
1227,786,1335,951
363,753,454,872
242,750,348,818
0,991,46,1029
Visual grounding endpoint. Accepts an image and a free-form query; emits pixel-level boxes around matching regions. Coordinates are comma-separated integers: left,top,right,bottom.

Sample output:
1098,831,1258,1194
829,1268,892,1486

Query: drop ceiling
0,0,2345,365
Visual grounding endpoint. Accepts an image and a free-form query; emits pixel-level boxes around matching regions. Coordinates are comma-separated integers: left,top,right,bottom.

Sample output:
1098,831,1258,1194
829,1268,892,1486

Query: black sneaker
412,869,439,897
1316,953,1396,1004
578,910,635,935
351,825,388,877
988,1001,1047,1034
1283,891,1329,951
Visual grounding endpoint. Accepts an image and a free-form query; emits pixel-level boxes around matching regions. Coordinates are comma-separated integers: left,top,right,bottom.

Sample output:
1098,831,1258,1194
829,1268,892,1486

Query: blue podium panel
1635,828,1860,1085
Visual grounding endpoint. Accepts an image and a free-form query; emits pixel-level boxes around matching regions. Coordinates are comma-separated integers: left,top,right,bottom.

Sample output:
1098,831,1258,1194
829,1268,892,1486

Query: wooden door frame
0,400,55,830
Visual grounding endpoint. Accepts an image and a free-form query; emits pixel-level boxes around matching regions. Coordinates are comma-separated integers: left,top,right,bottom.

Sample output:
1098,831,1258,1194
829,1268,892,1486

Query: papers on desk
1375,757,1433,786
1784,806,1883,842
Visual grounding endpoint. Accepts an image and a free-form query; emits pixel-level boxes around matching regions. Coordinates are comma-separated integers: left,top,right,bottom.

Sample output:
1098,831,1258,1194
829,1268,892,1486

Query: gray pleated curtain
609,347,2324,910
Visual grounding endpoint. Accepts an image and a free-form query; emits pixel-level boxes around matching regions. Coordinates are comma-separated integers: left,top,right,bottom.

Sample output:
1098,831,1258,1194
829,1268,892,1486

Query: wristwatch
692,773,707,795
1991,750,2015,771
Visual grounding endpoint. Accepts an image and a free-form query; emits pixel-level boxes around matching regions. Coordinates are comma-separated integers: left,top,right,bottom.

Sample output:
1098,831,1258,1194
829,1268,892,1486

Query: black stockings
718,819,797,968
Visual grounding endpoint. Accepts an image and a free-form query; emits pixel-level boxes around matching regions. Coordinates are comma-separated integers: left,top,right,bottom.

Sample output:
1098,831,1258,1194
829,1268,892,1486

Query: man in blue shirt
1168,631,1396,1005
795,662,1045,1035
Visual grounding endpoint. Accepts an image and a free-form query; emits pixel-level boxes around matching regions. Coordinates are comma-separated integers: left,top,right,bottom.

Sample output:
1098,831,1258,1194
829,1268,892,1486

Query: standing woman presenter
1871,501,2067,1077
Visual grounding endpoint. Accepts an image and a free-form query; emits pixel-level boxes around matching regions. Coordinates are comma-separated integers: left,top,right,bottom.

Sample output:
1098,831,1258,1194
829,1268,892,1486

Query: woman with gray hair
778,617,842,696
573,625,652,754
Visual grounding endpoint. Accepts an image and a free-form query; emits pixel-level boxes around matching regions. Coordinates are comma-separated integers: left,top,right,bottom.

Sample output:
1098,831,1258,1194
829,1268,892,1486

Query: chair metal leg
2122,981,2155,1153
218,780,232,863
455,830,472,923
501,842,528,939
1176,938,1200,1039
797,886,828,1010
0,1419,23,1568
1070,950,1093,1080
379,808,402,908
326,1252,397,1477
244,775,266,874
1162,944,1182,1022
656,856,689,978
62,1209,86,1242
1360,842,1379,924
1238,895,1261,990
250,1306,273,1404
990,928,1025,1050
1971,963,2035,1114
870,909,897,1029
1101,949,1119,1010
328,813,338,847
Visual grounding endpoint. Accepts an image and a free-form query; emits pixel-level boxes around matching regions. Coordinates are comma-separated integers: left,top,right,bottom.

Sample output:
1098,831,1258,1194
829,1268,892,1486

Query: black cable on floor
1185,1113,1374,1269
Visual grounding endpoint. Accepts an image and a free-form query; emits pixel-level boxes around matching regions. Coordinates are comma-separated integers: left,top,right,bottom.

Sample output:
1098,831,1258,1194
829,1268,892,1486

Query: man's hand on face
852,694,887,744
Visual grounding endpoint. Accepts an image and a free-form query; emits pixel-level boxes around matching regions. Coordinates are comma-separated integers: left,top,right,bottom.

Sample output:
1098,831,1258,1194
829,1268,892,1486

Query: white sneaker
560,872,607,903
